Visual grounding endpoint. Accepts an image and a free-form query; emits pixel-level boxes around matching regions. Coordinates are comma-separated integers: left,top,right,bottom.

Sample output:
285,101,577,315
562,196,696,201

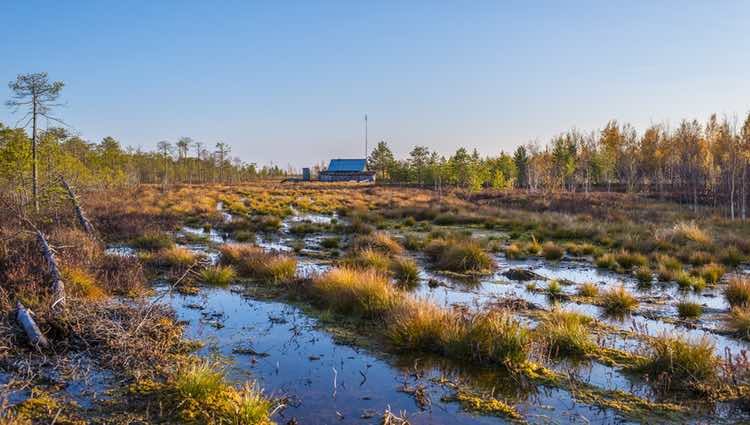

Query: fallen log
36,230,65,306
60,176,96,235
16,302,48,348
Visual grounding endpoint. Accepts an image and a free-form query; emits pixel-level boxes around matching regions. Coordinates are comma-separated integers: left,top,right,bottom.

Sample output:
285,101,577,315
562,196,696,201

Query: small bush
200,265,237,286
577,282,599,298
725,277,750,308
599,286,638,314
677,301,702,319
541,242,564,261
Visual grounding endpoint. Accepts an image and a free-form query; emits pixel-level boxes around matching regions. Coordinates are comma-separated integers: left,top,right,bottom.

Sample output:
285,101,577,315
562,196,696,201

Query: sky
1,1,749,169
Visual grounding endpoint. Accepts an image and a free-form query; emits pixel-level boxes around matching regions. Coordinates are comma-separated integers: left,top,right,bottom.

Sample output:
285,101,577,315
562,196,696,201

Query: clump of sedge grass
672,221,712,245
677,301,702,319
695,263,725,285
688,251,715,266
132,232,174,251
675,271,706,292
564,242,597,257
343,248,391,273
63,267,106,300
727,306,750,339
635,266,653,285
536,309,595,356
387,298,448,349
595,253,617,269
547,279,562,297
614,251,648,270
390,256,419,285
541,242,564,261
320,237,340,249
504,243,525,260
633,333,719,392
724,277,750,308
219,244,297,283
577,282,599,298
720,246,744,267
352,231,404,255
157,246,198,267
311,267,396,317
424,238,494,274
200,265,237,287
446,310,531,366
524,237,542,255
599,285,638,314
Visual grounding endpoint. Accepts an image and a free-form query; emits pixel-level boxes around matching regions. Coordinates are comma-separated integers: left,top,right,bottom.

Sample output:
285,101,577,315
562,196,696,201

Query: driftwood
16,302,48,348
60,176,96,235
36,230,65,306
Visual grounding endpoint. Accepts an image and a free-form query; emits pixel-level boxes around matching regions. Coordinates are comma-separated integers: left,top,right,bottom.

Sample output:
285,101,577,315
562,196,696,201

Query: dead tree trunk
36,230,65,306
60,177,96,235
16,302,48,348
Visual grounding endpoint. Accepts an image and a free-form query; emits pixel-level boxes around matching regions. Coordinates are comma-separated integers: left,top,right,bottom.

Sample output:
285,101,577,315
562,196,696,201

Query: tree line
367,112,750,219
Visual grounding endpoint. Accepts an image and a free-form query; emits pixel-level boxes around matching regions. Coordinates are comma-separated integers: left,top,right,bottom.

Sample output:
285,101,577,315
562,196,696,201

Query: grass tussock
724,277,750,308
634,333,719,392
352,232,404,255
311,268,396,317
727,306,750,339
390,256,419,285
671,221,712,246
614,251,648,270
156,246,199,267
132,232,174,251
200,265,237,287
504,243,525,260
599,286,638,314
695,263,725,285
536,309,595,356
62,267,106,300
424,238,494,274
677,301,702,319
577,282,599,298
220,243,296,283
541,242,564,261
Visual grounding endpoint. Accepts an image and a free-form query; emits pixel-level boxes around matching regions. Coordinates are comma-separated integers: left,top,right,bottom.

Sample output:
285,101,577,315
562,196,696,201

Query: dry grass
724,277,750,308
424,238,494,274
599,285,638,314
200,265,238,287
352,232,404,255
311,268,397,317
634,333,719,392
577,282,599,298
536,309,595,356
219,243,296,283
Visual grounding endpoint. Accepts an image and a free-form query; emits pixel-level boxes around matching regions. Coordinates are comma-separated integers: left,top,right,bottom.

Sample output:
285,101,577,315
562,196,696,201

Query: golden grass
634,333,719,391
157,246,199,267
599,285,638,314
220,243,296,283
200,265,237,287
536,309,595,356
352,232,404,255
724,277,750,308
311,268,396,317
577,282,599,298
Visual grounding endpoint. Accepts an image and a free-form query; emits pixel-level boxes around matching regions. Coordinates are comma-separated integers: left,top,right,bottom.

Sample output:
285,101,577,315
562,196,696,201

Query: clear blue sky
1,1,749,169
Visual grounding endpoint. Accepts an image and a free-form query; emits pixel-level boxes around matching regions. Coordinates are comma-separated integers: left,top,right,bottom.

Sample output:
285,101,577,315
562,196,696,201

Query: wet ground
118,207,750,423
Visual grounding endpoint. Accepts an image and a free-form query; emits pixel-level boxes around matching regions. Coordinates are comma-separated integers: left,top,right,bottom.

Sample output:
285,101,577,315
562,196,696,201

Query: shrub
541,242,564,261
577,282,599,298
311,268,396,317
727,306,750,339
200,265,237,287
390,256,419,285
677,301,702,319
634,333,719,391
725,277,750,308
536,309,595,356
599,286,638,314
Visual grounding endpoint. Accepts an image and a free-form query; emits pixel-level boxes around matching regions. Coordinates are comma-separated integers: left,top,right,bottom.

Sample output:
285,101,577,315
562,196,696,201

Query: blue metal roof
327,158,367,172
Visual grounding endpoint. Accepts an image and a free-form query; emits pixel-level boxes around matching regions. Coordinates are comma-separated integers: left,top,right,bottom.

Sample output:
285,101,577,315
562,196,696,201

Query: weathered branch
36,230,65,306
16,302,48,348
60,176,96,236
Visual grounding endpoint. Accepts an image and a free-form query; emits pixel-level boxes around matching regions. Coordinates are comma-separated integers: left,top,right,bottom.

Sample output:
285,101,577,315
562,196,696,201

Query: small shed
319,159,375,182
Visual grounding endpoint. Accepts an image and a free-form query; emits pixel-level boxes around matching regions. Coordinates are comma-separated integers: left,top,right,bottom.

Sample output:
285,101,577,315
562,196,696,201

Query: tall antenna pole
364,114,368,159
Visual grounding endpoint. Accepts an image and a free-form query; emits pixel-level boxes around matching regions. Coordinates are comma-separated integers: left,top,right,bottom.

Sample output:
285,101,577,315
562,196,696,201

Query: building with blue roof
319,158,375,182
